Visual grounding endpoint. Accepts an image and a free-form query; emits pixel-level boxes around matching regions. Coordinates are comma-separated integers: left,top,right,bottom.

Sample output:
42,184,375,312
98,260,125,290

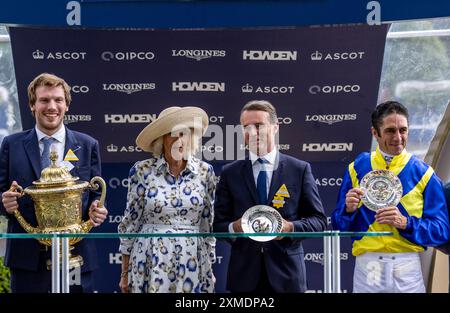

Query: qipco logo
108,177,130,189
101,51,155,61
309,84,360,94
71,85,89,93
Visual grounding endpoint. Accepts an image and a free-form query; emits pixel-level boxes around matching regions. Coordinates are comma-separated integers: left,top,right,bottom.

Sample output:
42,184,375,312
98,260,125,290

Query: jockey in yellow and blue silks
333,146,449,254
332,101,449,293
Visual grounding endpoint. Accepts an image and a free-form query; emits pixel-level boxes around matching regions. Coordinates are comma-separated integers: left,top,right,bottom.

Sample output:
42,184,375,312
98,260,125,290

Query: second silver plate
241,205,283,242
360,169,403,212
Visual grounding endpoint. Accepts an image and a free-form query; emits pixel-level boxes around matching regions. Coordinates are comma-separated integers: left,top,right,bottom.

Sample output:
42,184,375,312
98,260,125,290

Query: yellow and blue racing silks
332,147,450,256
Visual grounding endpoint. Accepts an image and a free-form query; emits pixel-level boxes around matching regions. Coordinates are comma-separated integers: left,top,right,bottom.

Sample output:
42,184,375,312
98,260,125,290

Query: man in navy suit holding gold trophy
0,73,108,292
213,100,327,293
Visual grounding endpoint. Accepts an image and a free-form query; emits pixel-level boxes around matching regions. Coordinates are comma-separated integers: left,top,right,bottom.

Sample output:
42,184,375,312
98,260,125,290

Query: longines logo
243,50,297,61
64,114,92,125
104,114,157,123
241,84,294,94
108,215,124,223
309,84,360,94
172,82,225,92
304,252,348,265
103,83,156,94
239,144,290,151
107,144,143,153
101,51,155,61
71,85,89,93
311,50,365,61
305,114,357,125
172,49,226,61
302,143,353,152
315,177,343,186
32,49,87,60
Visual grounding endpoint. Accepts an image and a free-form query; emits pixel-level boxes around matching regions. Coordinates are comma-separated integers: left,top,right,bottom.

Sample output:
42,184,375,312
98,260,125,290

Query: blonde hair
28,73,72,106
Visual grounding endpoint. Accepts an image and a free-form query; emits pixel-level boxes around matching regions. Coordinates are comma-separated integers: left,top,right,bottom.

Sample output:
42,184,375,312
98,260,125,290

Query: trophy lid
32,150,80,188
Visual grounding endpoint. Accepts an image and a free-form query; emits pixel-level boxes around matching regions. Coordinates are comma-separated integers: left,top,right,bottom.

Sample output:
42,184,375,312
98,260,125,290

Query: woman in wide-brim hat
118,106,217,293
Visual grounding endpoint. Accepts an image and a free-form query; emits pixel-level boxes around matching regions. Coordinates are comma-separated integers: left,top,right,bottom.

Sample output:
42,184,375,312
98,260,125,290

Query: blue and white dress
118,155,216,293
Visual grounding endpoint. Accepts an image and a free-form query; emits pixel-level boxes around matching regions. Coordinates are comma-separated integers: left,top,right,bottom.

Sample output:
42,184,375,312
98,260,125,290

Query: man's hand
2,181,21,214
375,206,407,229
275,218,294,240
232,218,243,233
89,200,108,227
345,187,364,213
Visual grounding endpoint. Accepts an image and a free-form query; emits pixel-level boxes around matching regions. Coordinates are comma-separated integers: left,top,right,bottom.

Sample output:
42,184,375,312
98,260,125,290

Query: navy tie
40,137,56,169
256,158,268,205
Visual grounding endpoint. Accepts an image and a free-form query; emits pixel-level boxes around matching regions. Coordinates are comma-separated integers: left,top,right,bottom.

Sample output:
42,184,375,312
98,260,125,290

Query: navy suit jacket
0,127,101,272
213,152,327,292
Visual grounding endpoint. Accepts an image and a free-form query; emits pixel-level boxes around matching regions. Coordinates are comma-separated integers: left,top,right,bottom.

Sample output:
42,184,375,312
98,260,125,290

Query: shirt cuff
228,222,235,233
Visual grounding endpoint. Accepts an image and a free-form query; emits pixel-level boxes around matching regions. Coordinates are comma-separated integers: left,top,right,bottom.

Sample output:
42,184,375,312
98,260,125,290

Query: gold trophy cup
10,150,106,269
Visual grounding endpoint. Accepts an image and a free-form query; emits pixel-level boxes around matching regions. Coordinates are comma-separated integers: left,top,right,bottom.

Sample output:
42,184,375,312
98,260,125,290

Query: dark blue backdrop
9,25,388,292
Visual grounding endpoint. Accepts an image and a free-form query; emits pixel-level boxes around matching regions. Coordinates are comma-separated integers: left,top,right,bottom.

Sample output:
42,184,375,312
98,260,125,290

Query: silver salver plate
241,205,283,242
360,169,403,212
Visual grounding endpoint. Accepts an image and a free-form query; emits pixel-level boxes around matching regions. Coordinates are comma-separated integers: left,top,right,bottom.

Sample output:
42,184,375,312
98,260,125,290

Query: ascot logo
302,143,353,152
243,50,297,61
315,177,343,187
107,144,118,152
32,50,44,59
103,83,156,94
32,49,87,60
104,114,157,123
172,49,226,61
241,83,294,94
101,51,155,61
311,50,365,61
64,114,92,125
107,144,143,153
305,114,357,125
172,82,225,92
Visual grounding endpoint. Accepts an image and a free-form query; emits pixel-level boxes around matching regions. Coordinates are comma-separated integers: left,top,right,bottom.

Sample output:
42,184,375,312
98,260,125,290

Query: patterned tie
40,137,56,169
256,158,268,205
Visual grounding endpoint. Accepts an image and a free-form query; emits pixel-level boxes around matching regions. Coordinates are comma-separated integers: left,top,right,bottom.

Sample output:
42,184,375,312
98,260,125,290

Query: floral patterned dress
118,155,216,293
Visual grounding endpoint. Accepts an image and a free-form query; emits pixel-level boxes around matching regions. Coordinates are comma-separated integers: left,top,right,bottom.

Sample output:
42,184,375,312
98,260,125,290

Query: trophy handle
9,184,39,234
80,176,107,231
89,176,106,208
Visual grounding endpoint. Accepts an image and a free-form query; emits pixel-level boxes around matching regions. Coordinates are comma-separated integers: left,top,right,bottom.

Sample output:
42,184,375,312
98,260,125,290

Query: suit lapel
243,159,258,204
23,129,41,179
268,153,284,205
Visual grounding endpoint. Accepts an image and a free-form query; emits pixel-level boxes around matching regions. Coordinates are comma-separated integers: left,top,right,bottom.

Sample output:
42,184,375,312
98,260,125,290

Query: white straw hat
136,106,209,152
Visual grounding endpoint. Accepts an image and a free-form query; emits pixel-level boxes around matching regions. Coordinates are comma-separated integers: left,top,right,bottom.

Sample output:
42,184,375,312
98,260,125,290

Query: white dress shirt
228,148,279,233
35,125,66,166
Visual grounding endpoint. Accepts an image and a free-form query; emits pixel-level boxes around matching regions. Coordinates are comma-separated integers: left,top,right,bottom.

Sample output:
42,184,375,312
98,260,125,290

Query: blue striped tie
41,137,56,169
256,158,268,205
